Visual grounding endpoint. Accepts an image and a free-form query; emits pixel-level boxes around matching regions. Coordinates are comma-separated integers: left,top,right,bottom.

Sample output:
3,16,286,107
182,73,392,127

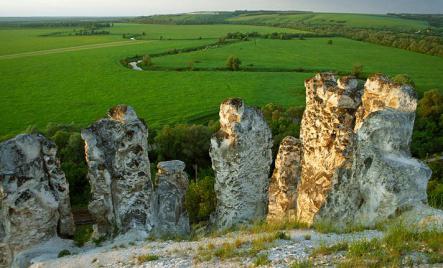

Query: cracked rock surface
81,105,156,239
0,134,74,267
210,98,273,229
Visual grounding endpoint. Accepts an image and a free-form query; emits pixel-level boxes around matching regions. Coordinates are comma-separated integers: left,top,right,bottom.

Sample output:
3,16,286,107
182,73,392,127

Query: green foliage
226,55,241,70
141,54,152,67
351,64,363,78
339,224,443,267
310,242,349,257
392,73,416,87
57,249,71,258
327,39,333,45
261,103,303,157
290,260,313,268
185,175,216,224
137,254,159,263
253,253,271,266
154,124,213,176
73,224,93,247
412,90,443,159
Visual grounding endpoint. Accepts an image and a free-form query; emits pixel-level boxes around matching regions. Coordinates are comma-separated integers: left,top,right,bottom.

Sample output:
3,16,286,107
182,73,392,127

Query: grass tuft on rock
137,254,159,263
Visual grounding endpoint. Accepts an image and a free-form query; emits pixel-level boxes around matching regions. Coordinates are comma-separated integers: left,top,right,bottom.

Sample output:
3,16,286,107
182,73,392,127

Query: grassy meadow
227,13,429,30
153,37,443,92
0,21,442,138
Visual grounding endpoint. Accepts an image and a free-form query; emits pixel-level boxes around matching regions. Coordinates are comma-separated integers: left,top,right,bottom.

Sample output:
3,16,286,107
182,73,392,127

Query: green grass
0,23,307,55
227,13,429,30
153,38,443,92
136,254,159,263
1,23,442,138
0,37,309,136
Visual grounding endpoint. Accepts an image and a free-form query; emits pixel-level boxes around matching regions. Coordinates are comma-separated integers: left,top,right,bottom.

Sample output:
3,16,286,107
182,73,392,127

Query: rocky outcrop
296,73,433,227
316,75,431,226
155,161,190,237
267,136,302,221
81,105,156,239
0,134,74,266
296,73,362,225
210,98,273,229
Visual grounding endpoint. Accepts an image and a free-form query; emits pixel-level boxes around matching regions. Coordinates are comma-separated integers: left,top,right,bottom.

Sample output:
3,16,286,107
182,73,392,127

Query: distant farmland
0,21,442,138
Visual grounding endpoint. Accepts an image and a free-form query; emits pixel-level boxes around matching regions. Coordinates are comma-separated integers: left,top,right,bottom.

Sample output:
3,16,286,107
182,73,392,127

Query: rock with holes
267,136,302,221
0,134,74,267
316,74,431,227
296,73,362,225
155,160,190,237
81,105,156,239
209,98,273,229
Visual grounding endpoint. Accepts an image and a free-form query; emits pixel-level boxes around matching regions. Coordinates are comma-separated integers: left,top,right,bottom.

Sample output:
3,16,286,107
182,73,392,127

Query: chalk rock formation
317,75,431,226
155,161,190,236
209,98,273,229
296,73,432,227
0,134,74,266
82,105,156,239
267,136,302,221
296,73,362,224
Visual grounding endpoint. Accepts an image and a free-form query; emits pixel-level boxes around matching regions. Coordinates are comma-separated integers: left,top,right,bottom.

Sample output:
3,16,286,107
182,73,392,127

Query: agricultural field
152,37,443,92
227,12,430,30
0,21,442,138
0,24,311,137
0,23,307,55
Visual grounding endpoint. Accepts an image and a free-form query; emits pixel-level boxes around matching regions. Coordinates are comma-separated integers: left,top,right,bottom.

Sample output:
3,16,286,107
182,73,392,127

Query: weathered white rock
155,160,190,237
306,74,433,227
267,136,302,221
209,98,273,229
296,73,362,225
0,134,74,267
81,105,156,239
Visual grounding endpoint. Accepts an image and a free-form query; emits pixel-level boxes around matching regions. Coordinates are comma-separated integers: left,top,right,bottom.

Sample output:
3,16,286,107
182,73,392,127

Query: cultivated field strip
0,40,152,60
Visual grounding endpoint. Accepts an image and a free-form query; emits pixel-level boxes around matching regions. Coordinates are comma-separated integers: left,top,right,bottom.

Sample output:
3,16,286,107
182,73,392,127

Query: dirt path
0,40,152,60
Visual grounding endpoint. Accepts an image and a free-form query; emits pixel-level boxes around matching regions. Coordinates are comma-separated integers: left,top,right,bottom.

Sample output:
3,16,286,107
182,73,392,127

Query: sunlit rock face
0,134,74,266
155,160,190,237
81,105,156,239
210,98,273,229
296,73,362,225
317,75,431,226
267,136,302,221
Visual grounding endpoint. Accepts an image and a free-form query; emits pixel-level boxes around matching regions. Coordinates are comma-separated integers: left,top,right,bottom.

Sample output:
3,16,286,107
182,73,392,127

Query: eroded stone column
82,105,156,239
296,73,361,225
209,98,273,229
155,160,190,237
267,136,302,221
0,134,74,266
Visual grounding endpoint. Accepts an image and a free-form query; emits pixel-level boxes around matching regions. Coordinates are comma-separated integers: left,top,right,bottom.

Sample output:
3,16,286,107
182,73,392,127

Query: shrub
141,54,152,67
226,55,241,71
73,224,93,247
253,253,270,266
392,74,416,87
137,254,159,263
57,249,71,258
185,175,216,224
327,39,333,45
154,124,213,177
351,64,364,78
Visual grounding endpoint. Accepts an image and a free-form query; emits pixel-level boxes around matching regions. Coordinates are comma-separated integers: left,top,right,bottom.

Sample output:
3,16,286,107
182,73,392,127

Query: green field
227,13,429,30
0,23,307,55
152,38,443,91
0,26,310,136
0,22,442,137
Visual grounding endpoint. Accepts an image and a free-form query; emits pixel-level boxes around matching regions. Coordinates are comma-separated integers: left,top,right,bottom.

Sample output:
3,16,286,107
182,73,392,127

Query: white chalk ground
28,229,383,268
